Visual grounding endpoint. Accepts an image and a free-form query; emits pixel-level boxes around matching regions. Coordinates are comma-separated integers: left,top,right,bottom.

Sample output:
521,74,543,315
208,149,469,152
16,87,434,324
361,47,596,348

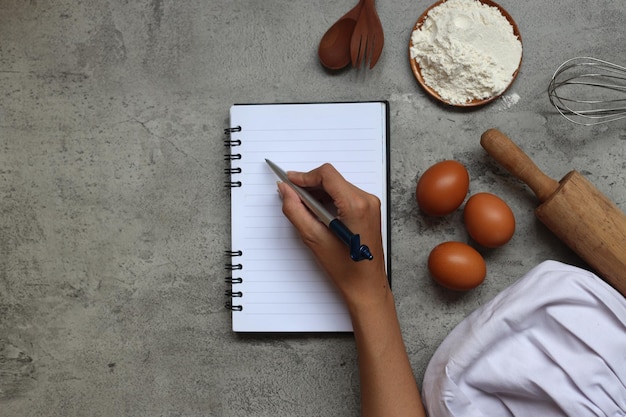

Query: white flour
410,0,522,105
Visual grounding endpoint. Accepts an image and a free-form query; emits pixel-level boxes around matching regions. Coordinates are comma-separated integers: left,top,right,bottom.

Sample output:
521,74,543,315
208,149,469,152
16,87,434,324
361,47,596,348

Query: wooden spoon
318,0,365,70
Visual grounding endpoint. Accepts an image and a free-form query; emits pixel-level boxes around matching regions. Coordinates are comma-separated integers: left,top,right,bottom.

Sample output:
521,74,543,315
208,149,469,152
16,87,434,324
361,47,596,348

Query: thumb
277,181,338,250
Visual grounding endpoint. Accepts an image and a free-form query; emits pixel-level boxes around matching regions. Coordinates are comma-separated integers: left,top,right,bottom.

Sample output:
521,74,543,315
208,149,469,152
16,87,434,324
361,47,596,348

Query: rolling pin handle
480,129,560,202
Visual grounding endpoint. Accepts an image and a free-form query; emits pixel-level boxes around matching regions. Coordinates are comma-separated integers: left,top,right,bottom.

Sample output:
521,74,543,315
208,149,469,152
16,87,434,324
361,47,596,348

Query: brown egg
416,160,469,216
464,192,516,248
428,241,486,291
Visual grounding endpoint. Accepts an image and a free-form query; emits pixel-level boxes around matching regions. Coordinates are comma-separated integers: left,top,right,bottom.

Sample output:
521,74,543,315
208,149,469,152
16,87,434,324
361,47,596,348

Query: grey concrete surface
1,0,625,416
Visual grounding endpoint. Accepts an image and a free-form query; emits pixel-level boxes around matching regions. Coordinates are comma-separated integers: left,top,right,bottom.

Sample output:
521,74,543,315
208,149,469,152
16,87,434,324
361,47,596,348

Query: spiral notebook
225,101,390,332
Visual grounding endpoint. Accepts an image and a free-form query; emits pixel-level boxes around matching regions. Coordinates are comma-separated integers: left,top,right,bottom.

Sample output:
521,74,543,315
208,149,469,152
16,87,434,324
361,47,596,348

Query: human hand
277,163,389,311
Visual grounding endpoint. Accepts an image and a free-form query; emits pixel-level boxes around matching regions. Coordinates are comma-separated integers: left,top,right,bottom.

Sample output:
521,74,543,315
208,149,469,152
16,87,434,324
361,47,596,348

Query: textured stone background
1,0,625,416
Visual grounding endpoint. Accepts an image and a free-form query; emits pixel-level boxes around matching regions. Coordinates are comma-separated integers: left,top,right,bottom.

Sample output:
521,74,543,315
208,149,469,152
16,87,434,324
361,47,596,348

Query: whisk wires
548,57,626,125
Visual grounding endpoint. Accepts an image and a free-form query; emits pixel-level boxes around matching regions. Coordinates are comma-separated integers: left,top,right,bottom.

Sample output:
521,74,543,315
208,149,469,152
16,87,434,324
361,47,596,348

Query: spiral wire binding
225,180,242,188
224,126,241,134
224,249,244,311
225,153,242,161
225,128,244,311
224,139,241,147
226,303,243,312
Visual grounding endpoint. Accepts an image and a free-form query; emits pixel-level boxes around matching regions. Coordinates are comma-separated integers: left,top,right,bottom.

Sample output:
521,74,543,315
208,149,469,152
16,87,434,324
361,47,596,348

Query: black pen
265,159,373,262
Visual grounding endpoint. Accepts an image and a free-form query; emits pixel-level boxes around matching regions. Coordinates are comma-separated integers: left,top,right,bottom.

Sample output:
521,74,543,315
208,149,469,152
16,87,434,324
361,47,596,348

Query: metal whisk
548,57,626,126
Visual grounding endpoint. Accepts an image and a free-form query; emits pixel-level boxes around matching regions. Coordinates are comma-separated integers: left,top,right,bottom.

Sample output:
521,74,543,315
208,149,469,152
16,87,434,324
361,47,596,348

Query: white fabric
422,260,626,417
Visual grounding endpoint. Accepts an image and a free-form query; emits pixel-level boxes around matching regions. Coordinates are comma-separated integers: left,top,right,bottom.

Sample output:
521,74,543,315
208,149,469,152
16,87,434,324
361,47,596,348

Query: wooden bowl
408,0,522,107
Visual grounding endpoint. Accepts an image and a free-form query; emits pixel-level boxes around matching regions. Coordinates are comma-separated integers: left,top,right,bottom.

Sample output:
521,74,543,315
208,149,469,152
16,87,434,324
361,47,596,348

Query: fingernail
276,181,283,199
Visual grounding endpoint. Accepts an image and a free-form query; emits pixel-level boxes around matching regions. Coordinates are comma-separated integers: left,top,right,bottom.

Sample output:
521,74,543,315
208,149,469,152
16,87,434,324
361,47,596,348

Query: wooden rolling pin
481,128,626,297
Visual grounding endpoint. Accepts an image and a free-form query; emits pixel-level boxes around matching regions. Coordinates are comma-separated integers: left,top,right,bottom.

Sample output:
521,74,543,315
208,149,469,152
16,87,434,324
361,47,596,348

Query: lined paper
228,102,388,332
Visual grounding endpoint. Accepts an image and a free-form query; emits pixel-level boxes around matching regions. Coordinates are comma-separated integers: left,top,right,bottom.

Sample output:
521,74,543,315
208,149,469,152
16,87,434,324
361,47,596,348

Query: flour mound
410,0,522,105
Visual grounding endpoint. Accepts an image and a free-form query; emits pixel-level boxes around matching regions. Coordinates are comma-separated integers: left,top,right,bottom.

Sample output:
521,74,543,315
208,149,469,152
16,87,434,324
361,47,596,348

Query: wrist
344,274,394,320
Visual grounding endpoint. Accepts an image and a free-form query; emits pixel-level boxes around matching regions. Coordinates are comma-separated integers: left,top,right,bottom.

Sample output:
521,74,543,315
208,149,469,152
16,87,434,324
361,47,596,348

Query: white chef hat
422,260,626,417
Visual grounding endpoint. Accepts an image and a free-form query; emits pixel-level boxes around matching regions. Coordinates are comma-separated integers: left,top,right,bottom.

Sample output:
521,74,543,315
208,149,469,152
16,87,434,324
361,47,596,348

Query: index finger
287,163,361,201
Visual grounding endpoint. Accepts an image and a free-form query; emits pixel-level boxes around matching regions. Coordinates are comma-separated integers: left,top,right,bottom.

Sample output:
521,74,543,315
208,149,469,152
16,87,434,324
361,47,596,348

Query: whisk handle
481,129,559,202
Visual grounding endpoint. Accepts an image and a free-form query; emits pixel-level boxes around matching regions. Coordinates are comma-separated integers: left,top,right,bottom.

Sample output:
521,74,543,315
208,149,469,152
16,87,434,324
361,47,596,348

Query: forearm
278,166,424,415
349,288,426,417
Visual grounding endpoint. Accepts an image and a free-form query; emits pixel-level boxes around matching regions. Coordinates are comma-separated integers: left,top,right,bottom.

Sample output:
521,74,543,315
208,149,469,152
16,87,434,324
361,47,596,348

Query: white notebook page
228,102,388,332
